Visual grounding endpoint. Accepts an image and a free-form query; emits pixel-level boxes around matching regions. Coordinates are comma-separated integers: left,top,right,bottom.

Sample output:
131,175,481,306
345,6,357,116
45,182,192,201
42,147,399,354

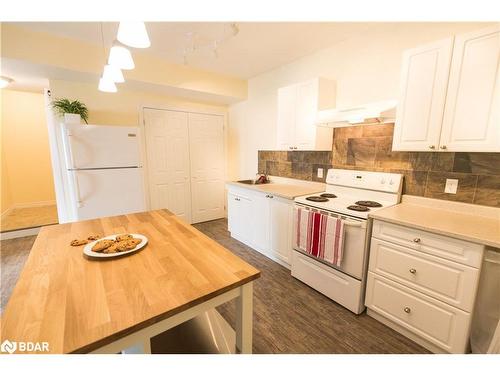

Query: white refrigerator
61,123,146,222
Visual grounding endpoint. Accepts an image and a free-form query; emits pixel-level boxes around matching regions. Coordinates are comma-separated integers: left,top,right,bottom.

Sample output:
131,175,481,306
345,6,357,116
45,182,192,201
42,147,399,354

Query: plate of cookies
82,233,148,258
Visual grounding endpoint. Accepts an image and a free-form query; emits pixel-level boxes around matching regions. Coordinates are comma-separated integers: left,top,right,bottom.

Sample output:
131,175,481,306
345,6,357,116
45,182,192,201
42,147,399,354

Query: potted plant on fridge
52,98,89,124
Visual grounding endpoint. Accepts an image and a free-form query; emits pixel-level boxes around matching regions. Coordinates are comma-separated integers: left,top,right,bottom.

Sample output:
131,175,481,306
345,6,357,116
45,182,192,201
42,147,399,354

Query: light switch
444,179,458,194
317,168,324,178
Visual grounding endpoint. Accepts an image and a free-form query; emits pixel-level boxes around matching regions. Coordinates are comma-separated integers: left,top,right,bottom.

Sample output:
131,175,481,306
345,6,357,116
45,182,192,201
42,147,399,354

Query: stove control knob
380,179,386,184
389,180,394,185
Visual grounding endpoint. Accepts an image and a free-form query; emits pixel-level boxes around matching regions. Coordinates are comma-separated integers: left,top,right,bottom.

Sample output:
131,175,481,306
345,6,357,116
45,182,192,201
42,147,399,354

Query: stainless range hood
316,99,397,127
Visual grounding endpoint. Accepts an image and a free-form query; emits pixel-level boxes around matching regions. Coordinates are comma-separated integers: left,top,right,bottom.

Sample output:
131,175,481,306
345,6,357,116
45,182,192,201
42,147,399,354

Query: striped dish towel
294,206,345,267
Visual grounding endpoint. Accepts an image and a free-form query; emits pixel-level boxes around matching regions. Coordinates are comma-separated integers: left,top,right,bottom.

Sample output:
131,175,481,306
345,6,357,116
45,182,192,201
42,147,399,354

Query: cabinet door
269,196,293,265
392,38,454,151
440,25,500,152
294,80,318,150
228,192,252,244
189,113,225,223
144,108,192,223
250,192,271,253
276,85,297,151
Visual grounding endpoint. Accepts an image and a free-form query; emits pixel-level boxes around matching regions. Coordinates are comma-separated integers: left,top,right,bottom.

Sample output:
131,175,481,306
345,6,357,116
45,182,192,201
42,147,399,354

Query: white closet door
440,25,500,152
144,108,192,223
188,113,225,223
392,37,454,151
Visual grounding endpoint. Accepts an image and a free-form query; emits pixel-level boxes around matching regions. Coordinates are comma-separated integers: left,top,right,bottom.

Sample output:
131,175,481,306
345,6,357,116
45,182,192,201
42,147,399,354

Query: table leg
235,282,253,354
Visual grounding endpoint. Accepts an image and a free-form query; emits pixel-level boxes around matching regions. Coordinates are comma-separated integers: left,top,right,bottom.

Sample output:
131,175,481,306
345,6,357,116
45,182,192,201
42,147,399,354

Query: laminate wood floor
1,205,58,232
195,219,428,354
0,218,428,353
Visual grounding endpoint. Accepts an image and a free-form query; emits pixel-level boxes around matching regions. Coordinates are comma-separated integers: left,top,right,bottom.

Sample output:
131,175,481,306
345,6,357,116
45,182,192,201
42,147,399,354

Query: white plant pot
64,113,81,124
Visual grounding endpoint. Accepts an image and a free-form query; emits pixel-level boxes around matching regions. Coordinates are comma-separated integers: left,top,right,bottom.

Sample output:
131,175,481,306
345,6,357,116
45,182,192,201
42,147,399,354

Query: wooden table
1,210,260,354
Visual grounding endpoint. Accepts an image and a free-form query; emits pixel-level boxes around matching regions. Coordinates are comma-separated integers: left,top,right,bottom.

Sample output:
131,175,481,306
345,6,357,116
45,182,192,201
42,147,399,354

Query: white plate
83,234,148,259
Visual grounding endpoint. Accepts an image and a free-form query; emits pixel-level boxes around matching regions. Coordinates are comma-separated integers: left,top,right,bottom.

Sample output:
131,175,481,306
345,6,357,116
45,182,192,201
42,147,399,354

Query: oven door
292,204,368,280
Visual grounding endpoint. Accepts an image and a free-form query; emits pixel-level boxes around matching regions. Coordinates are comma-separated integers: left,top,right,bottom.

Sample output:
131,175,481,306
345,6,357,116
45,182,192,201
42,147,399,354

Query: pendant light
0,76,14,89
108,40,135,70
103,64,124,83
117,21,150,48
98,77,117,93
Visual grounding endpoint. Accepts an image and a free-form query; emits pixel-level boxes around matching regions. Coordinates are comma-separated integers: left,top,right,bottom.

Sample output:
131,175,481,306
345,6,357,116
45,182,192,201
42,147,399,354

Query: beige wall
1,90,55,213
228,22,495,180
49,79,228,126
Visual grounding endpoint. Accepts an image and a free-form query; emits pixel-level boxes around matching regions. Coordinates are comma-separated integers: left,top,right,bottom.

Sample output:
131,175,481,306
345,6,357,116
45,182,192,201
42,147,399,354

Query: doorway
1,89,58,235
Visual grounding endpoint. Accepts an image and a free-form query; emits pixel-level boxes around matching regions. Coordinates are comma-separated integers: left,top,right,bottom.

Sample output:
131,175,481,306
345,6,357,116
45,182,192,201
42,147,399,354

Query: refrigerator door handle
70,171,84,208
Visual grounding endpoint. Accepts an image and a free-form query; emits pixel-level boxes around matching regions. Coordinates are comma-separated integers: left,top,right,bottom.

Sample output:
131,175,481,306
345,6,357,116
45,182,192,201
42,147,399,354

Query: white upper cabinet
440,26,500,152
277,78,336,151
393,25,500,152
392,38,454,151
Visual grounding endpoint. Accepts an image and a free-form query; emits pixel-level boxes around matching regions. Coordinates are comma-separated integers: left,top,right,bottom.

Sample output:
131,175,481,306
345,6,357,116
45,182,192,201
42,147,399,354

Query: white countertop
226,176,325,200
369,195,500,248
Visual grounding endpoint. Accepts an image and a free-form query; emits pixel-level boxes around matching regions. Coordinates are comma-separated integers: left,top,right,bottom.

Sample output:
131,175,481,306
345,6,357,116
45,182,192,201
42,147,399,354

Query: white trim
0,227,40,240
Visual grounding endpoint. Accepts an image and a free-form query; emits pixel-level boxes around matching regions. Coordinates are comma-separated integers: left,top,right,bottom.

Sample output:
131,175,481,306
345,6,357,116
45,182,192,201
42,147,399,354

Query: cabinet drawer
365,272,471,353
372,220,483,268
369,238,479,311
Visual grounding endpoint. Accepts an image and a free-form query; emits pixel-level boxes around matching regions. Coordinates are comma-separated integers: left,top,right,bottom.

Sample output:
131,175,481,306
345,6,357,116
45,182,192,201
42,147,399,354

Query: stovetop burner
320,193,337,198
355,200,382,207
306,196,329,202
347,205,370,212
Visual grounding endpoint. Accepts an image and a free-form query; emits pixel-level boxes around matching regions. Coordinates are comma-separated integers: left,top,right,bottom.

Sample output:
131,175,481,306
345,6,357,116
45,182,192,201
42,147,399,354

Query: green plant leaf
52,98,89,124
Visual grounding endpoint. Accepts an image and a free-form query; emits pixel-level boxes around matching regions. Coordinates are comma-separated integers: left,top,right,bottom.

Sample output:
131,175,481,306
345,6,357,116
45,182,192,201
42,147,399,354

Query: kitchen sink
237,179,270,185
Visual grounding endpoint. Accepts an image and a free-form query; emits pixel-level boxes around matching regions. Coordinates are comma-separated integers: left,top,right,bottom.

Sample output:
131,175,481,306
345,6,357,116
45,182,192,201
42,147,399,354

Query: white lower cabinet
227,192,252,244
227,186,293,267
366,219,484,353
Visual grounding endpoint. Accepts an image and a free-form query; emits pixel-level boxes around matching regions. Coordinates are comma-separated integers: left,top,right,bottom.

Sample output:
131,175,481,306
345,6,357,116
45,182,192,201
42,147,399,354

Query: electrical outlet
317,168,324,178
444,179,458,194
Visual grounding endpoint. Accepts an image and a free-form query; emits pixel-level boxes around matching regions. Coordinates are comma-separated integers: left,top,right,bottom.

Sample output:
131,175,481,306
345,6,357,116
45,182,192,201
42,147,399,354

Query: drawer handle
413,238,421,243
409,268,417,274
404,307,411,314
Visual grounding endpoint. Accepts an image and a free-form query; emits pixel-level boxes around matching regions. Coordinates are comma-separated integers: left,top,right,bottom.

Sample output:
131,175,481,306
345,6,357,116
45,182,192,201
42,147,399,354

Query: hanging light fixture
98,76,117,93
102,64,124,83
0,76,14,89
117,21,151,48
108,40,135,70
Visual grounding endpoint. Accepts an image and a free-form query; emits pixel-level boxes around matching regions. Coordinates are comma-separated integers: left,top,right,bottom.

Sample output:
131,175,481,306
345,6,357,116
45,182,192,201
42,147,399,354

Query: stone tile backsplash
258,123,500,207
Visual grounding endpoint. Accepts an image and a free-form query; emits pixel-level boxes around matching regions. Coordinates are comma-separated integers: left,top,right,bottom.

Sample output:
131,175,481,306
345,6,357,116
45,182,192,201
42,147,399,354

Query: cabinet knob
409,268,417,274
404,307,411,314
429,145,435,149
413,238,421,243
440,145,447,150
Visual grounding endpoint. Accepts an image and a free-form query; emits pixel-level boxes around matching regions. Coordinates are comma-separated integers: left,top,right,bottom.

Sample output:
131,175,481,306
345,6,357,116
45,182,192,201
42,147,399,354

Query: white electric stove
291,168,403,314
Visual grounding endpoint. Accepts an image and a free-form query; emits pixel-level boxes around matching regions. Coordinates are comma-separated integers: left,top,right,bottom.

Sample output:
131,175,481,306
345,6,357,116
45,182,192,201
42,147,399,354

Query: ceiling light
117,22,151,49
108,40,135,70
103,64,124,83
98,76,117,93
0,76,14,89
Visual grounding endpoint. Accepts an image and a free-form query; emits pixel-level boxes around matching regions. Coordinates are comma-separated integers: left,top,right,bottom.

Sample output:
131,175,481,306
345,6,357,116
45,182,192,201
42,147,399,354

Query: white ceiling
12,22,380,79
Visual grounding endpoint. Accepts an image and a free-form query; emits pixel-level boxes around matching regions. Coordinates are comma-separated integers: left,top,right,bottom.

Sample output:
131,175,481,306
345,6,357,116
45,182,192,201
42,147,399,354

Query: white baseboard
1,227,40,240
